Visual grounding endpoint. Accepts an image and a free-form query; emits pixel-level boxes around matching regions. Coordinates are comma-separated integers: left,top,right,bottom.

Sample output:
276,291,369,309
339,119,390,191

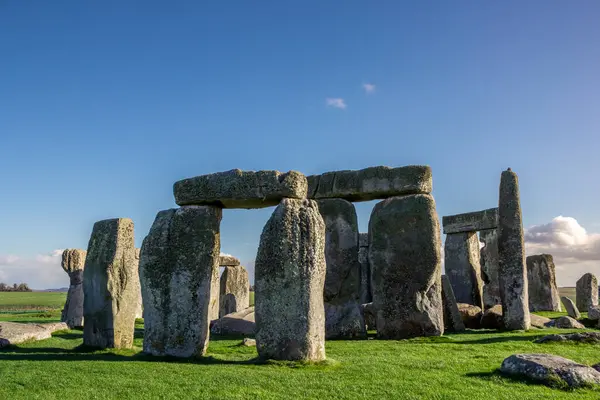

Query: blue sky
1,2,599,288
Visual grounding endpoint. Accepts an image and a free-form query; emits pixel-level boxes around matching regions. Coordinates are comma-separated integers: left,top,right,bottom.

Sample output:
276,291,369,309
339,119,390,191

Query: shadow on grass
465,369,589,391
452,335,545,345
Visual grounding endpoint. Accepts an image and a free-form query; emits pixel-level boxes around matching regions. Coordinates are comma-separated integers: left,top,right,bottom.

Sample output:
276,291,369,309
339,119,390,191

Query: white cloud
362,83,376,93
524,216,600,286
0,249,67,290
326,98,347,109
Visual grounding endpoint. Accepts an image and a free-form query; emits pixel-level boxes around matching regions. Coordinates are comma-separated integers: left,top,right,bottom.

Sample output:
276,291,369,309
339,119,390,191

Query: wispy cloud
363,83,376,93
524,216,600,286
0,249,66,289
326,98,347,109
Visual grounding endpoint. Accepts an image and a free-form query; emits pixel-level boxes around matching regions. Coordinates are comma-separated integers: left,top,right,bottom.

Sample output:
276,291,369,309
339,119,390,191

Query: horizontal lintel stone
442,207,498,234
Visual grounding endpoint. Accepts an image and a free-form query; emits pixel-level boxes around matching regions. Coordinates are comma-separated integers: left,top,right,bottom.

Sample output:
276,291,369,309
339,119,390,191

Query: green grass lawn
1,290,598,399
0,292,66,311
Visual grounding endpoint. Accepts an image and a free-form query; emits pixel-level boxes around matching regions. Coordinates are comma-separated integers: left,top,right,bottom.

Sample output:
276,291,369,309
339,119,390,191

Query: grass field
1,290,598,399
0,292,66,311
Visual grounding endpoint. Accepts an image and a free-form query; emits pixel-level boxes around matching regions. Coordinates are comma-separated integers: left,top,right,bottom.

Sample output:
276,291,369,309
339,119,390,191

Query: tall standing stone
219,265,250,318
134,248,143,319
316,198,365,339
444,232,483,308
479,228,501,308
526,254,561,312
255,198,326,361
358,233,371,304
497,169,530,330
83,218,137,348
140,206,221,358
441,275,466,332
61,249,87,328
369,194,444,339
576,273,598,312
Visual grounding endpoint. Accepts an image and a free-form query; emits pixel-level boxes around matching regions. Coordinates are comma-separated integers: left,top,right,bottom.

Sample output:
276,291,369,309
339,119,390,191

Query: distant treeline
0,283,32,292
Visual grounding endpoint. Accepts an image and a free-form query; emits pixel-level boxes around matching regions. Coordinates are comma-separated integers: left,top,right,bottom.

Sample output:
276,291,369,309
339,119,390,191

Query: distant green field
0,292,66,311
559,287,576,299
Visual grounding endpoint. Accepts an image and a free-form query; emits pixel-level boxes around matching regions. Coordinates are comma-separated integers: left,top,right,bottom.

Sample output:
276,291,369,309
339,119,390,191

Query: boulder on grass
210,307,255,336
480,305,503,329
534,332,600,344
530,313,553,329
457,303,482,329
555,316,585,329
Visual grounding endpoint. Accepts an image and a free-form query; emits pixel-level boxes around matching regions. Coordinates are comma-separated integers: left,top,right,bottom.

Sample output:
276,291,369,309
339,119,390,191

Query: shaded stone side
442,208,498,234
61,249,87,328
134,248,143,319
140,206,222,358
307,165,432,202
444,232,483,308
561,296,581,319
219,254,240,266
479,229,501,309
526,254,561,312
255,199,326,361
441,275,466,332
576,273,598,312
219,265,250,318
369,194,444,339
174,169,307,209
497,169,530,330
83,218,137,349
358,233,371,304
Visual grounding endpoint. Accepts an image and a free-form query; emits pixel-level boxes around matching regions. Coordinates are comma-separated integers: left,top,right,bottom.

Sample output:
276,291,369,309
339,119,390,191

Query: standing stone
209,265,220,322
576,273,598,312
61,249,87,328
497,169,530,330
441,275,466,332
140,206,222,358
134,248,143,319
255,198,326,361
358,233,371,304
526,254,561,312
219,265,250,318
316,198,365,339
561,296,581,319
444,232,483,308
83,218,137,349
479,228,501,309
369,194,444,339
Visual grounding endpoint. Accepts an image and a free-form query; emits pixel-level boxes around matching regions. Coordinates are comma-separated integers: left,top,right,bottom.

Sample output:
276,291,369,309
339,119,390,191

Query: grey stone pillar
140,206,222,357
219,265,250,317
61,249,87,328
498,169,530,330
83,218,138,348
358,233,371,304
444,232,483,308
479,228,501,309
369,194,444,339
255,199,327,361
441,274,466,332
526,254,561,312
576,273,598,311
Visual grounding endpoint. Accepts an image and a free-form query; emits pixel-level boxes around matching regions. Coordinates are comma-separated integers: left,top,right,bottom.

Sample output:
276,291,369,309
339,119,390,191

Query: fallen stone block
442,208,498,234
174,169,307,209
307,165,432,202
210,307,256,336
555,316,585,329
534,332,600,344
324,301,367,339
561,296,581,319
457,303,482,329
0,322,69,348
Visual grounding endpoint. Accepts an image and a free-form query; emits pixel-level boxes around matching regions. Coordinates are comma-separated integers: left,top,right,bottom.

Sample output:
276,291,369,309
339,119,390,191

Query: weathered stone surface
140,207,222,357
255,198,326,361
219,254,240,266
526,254,561,312
457,303,482,329
219,265,250,318
501,354,600,388
561,296,581,319
242,338,256,347
576,273,598,312
360,302,376,331
555,316,585,329
61,249,87,328
530,313,553,329
444,232,483,308
358,233,371,304
442,208,499,234
441,275,466,332
210,307,255,336
497,169,530,330
134,248,143,319
174,169,307,209
535,332,600,344
480,228,501,308
83,218,138,349
0,322,69,348
209,264,220,323
369,194,444,339
324,301,367,339
588,305,600,321
307,165,432,202
480,305,503,330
